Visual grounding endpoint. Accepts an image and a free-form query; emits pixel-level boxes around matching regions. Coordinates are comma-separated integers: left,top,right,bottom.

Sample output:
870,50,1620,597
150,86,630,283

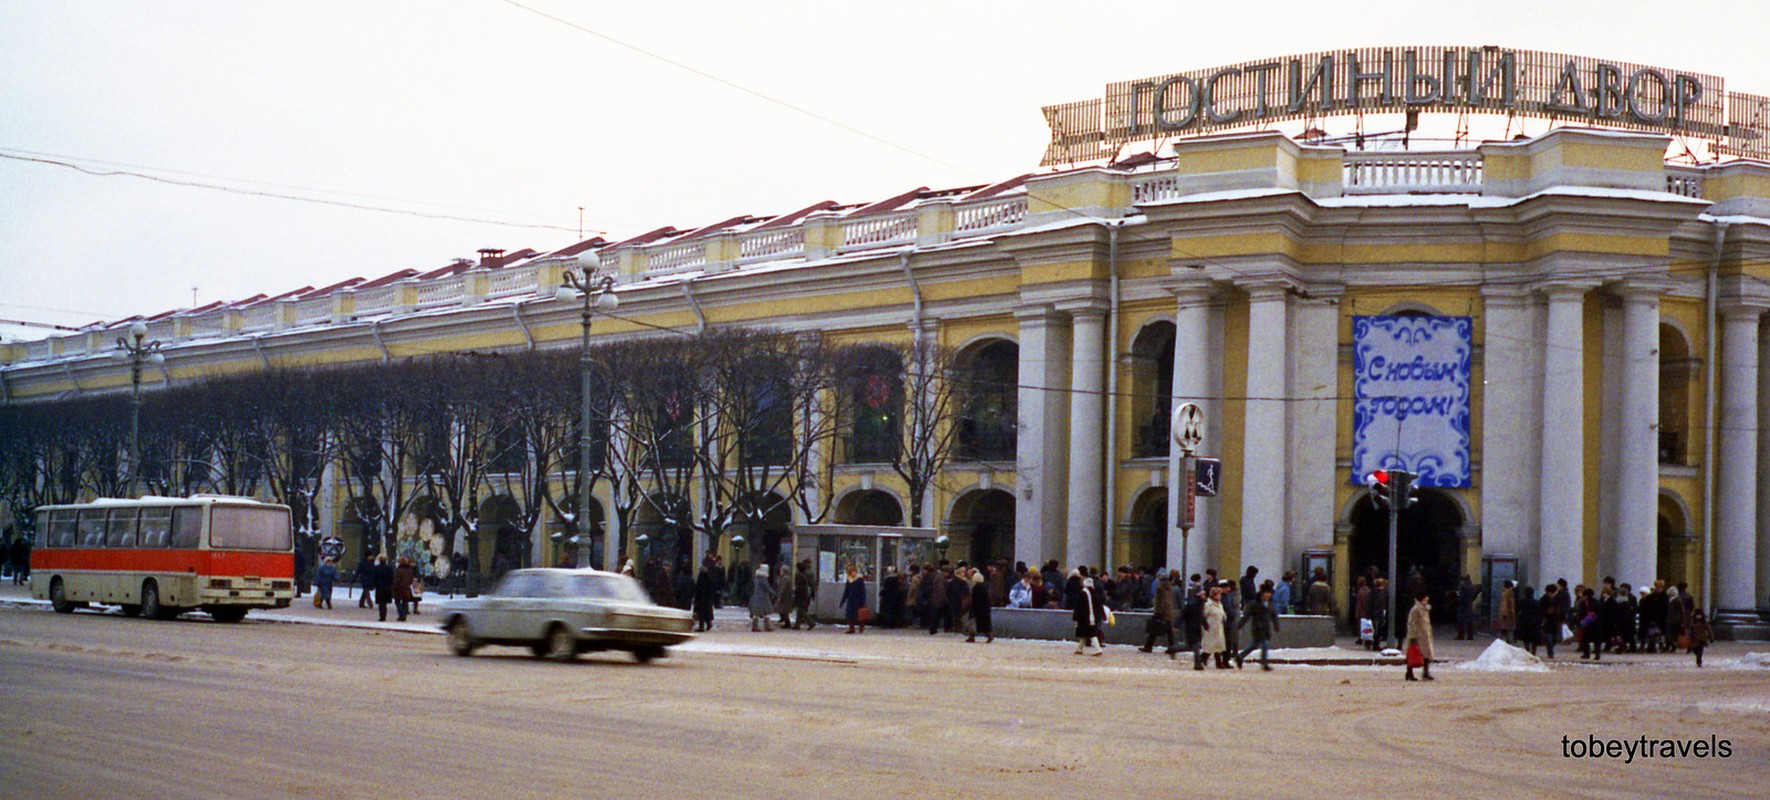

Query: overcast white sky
3,0,1768,338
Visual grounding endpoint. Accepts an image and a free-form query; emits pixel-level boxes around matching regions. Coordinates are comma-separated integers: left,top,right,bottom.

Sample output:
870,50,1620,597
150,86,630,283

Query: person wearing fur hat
748,564,777,632
1071,574,1105,656
967,568,993,643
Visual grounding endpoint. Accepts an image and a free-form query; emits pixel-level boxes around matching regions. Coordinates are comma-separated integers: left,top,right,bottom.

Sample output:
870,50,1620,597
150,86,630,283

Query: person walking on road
1686,609,1714,667
371,554,395,622
1199,585,1229,670
392,557,417,622
1141,573,1177,654
840,565,868,635
692,566,717,632
1236,587,1281,671
1072,576,1106,656
356,555,377,609
1515,586,1542,655
748,564,777,632
792,559,818,630
966,569,992,643
1178,584,1205,664
1405,591,1435,682
314,557,338,610
1496,580,1517,643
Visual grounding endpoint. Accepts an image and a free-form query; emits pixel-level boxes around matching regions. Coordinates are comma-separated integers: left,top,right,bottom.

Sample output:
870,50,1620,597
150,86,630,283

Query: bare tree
831,339,962,528
332,361,430,558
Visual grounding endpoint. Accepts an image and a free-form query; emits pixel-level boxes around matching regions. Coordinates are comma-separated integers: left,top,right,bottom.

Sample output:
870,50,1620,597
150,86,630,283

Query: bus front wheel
141,581,173,620
49,578,74,614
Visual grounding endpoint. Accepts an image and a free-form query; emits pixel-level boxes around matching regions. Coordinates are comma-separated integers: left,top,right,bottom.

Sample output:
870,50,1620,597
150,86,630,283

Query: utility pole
1366,468,1419,648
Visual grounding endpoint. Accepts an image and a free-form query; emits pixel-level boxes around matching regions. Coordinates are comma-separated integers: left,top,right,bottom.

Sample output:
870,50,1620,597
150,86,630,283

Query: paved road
1,604,1767,798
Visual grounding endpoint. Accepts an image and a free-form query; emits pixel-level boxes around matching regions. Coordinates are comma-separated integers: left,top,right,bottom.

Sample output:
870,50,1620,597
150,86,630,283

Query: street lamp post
112,321,164,499
556,264,618,569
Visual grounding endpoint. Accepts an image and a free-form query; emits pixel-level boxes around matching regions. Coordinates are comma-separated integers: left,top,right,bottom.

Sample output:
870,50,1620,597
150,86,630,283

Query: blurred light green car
441,568,694,663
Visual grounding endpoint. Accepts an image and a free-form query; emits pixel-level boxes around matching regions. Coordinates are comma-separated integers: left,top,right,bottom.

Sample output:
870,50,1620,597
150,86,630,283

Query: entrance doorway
948,489,1015,566
1348,489,1464,623
1125,489,1168,570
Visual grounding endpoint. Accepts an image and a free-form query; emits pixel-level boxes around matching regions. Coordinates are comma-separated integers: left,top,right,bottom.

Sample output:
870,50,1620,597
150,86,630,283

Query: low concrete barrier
983,607,1336,649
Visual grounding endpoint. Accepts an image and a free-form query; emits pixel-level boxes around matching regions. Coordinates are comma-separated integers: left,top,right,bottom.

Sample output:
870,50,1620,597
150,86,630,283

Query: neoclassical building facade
5,127,1769,625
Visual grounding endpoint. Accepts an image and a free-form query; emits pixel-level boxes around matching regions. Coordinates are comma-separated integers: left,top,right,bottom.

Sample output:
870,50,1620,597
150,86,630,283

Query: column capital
1241,279,1296,302
1014,303,1065,325
1056,298,1110,318
1717,299,1770,319
1480,285,1530,306
1611,278,1674,302
1532,279,1600,302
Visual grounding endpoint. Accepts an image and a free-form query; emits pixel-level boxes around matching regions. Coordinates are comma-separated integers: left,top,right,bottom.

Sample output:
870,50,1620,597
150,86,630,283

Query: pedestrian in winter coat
840,566,868,634
1141,575,1177,653
692,567,717,632
356,557,377,608
774,567,795,629
1179,587,1205,662
1008,574,1034,609
793,560,818,629
967,570,993,643
1236,588,1281,670
1456,575,1482,640
1199,587,1229,670
392,557,417,621
1664,585,1685,648
1271,573,1293,615
1514,586,1542,654
371,554,395,622
946,568,970,633
748,565,777,632
1540,584,1566,659
314,558,338,610
1071,576,1106,656
1307,572,1334,617
1219,581,1241,660
1368,578,1391,651
1686,609,1714,667
879,566,904,628
1405,591,1435,681
1496,581,1517,643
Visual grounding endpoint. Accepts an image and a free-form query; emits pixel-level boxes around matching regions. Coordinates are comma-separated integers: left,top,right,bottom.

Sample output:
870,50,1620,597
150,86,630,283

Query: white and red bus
30,495,295,622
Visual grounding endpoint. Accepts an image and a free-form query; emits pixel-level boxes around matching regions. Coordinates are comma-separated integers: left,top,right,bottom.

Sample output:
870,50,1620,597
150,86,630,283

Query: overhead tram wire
0,150,600,235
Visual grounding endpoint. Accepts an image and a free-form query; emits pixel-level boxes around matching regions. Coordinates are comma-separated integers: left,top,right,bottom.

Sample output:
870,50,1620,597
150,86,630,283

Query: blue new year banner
1351,315,1473,488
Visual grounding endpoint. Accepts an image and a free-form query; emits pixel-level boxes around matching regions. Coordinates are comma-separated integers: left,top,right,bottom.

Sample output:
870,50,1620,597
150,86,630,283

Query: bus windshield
208,506,293,551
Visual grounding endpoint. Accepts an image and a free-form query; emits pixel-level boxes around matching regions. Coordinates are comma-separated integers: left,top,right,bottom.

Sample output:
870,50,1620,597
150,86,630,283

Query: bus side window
106,508,140,548
48,510,76,548
138,507,173,548
170,508,202,549
77,510,107,548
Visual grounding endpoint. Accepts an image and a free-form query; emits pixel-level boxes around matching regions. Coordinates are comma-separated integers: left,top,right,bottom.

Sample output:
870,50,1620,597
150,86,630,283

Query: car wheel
546,624,578,663
448,618,478,657
633,646,666,664
49,578,74,614
209,607,248,623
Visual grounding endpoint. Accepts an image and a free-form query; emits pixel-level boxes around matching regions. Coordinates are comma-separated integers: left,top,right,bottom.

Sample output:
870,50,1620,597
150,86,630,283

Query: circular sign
1172,403,1204,450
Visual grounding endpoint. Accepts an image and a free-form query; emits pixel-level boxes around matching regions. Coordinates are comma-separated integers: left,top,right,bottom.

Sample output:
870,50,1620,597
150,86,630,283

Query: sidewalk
3,582,1766,669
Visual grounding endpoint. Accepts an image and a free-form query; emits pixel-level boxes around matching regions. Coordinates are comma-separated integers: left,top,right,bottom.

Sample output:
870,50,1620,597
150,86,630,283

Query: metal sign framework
1042,46,1769,165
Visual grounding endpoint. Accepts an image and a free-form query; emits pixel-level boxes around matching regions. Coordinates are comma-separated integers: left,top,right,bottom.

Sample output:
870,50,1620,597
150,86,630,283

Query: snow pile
1717,652,1770,670
1454,639,1550,673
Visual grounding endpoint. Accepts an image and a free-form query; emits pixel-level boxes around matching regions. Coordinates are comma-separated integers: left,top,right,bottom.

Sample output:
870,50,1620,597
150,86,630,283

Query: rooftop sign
1042,46,1769,164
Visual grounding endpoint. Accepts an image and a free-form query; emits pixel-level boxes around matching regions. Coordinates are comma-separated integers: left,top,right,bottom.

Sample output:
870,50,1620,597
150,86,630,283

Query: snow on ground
1455,639,1550,673
1713,651,1770,670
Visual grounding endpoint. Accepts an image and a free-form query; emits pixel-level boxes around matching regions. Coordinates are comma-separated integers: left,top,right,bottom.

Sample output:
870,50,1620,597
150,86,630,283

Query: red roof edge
300,277,364,298
756,200,840,230
548,237,609,258
674,214,758,241
961,174,1031,201
242,287,313,308
847,186,928,217
358,269,419,289
606,226,680,249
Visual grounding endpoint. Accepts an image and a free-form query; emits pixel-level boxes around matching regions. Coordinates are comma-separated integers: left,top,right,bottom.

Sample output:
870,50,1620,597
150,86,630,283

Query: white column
1538,284,1588,586
1614,284,1661,589
1287,290,1341,565
1168,284,1215,577
1759,314,1770,612
1064,305,1107,570
1716,304,1762,612
1015,306,1071,569
1240,284,1289,576
1479,288,1535,561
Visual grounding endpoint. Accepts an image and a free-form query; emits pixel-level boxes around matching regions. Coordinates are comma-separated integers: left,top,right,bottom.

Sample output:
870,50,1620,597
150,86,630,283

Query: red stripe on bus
32,549,293,578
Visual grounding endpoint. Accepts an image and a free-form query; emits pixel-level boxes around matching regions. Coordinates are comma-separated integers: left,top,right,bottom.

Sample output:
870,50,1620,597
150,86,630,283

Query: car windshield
570,574,651,603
